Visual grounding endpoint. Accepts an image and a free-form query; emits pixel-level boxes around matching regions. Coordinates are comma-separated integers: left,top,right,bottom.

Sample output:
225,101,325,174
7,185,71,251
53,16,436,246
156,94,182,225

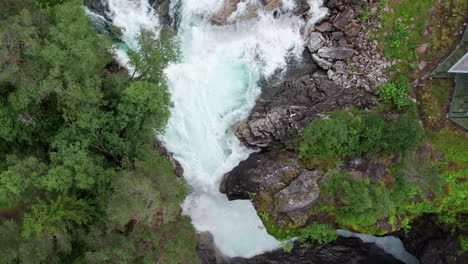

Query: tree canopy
0,1,198,263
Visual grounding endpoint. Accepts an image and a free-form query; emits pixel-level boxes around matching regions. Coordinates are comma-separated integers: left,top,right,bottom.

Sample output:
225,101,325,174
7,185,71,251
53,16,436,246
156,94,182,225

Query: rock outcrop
197,232,404,264
233,72,378,148
390,214,468,264
230,237,404,264
232,0,391,148
84,0,109,16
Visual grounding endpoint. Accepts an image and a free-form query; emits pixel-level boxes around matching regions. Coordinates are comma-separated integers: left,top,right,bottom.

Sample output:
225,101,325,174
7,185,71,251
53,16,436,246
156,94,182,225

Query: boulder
332,60,347,73
342,158,393,185
315,22,333,32
307,32,327,53
317,47,356,59
275,170,321,213
312,54,333,70
333,8,355,29
343,22,361,37
221,150,303,200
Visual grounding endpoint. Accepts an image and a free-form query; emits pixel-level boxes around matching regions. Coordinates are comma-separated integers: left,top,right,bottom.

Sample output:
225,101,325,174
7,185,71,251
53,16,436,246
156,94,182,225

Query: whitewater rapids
97,1,418,262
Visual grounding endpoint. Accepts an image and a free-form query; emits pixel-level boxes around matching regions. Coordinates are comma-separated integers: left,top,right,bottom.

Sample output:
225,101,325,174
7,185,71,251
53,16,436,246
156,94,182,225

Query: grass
370,0,467,110
376,0,433,72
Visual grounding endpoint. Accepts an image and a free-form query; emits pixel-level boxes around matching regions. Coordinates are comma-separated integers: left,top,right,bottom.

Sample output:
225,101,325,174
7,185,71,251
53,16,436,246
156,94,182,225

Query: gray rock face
220,150,304,200
233,72,377,148
333,8,355,29
307,32,327,53
391,214,468,264
84,0,109,16
317,47,356,59
197,232,229,264
275,170,321,213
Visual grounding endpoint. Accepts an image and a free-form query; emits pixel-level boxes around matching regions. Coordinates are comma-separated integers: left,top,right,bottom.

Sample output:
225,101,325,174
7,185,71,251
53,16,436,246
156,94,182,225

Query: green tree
299,115,359,167
22,195,94,238
106,148,188,229
382,115,424,153
0,156,48,206
128,28,180,81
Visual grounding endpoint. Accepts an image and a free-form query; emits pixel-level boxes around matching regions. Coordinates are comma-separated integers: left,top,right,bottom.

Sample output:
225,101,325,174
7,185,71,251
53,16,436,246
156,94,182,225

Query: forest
0,0,199,263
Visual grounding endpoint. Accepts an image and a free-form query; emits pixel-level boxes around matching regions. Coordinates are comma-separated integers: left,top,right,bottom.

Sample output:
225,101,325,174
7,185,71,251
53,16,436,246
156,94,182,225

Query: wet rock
307,32,327,53
275,170,321,213
333,8,355,29
197,232,228,264
318,47,356,59
221,150,303,200
153,139,184,178
231,237,405,264
84,0,109,16
390,214,468,264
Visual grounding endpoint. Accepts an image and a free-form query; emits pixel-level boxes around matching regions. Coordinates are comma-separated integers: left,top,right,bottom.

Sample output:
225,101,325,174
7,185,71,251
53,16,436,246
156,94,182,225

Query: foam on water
160,0,328,257
106,0,160,47
101,0,327,256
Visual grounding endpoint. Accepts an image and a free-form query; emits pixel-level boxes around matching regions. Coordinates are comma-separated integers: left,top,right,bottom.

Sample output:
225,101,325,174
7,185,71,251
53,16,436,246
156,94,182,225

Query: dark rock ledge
197,231,404,264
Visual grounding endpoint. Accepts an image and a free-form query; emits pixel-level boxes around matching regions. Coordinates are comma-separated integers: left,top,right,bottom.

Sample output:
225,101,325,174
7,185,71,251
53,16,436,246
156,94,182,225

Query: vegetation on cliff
259,0,467,256
0,1,199,263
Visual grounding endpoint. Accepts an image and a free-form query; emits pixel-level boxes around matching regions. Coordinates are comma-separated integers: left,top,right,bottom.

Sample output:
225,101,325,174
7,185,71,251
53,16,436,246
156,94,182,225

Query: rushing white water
99,0,419,262
161,0,327,257
102,0,328,257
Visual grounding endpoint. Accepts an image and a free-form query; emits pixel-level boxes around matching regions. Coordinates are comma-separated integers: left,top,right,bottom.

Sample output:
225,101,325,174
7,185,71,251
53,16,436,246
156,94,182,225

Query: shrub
382,114,424,154
297,223,338,244
357,113,388,157
378,76,412,110
299,112,424,168
299,114,359,167
320,172,394,228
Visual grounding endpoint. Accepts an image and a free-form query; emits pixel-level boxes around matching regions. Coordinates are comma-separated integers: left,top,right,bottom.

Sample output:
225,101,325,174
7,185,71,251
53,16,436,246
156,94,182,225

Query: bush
299,112,424,168
378,76,412,109
382,114,425,154
297,223,338,244
321,172,394,228
299,115,359,167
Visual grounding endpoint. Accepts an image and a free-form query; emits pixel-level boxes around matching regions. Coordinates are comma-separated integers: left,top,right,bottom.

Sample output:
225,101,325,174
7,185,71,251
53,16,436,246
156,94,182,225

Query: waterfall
91,0,419,262
160,0,328,257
